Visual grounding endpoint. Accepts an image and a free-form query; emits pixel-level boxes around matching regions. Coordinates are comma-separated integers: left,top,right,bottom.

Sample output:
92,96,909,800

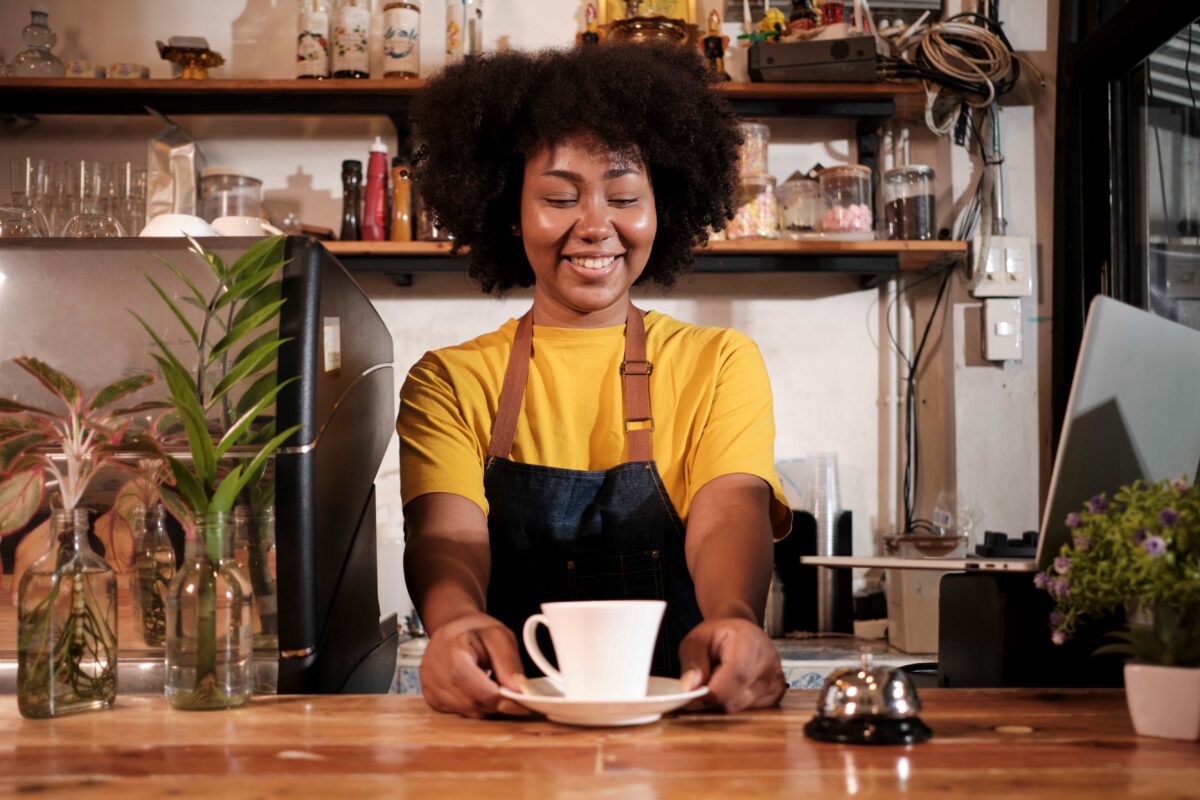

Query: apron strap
486,304,654,463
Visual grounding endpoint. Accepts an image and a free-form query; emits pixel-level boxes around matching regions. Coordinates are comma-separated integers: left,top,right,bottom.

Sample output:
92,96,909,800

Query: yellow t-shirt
397,311,792,538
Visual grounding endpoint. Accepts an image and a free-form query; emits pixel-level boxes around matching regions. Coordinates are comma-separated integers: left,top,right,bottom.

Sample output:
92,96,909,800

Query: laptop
802,296,1200,573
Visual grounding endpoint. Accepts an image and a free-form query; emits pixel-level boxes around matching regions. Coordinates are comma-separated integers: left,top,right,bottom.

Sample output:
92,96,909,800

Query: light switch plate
983,298,1022,361
971,234,1034,298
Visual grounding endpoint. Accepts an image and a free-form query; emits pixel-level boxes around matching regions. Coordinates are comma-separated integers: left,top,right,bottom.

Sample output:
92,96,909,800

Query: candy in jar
726,175,780,240
819,164,873,233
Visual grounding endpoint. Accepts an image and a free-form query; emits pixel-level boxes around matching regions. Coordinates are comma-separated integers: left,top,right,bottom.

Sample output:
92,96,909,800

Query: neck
530,289,631,329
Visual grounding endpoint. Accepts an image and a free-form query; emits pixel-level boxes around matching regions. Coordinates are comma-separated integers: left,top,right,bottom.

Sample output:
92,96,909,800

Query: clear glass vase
130,504,177,647
232,505,278,655
17,508,118,719
9,7,65,78
165,511,254,710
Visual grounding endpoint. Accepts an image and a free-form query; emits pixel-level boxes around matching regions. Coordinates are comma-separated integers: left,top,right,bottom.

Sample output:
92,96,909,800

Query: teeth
568,255,618,270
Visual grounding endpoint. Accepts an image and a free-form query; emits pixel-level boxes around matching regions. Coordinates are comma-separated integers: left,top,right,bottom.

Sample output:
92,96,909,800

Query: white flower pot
1124,663,1200,741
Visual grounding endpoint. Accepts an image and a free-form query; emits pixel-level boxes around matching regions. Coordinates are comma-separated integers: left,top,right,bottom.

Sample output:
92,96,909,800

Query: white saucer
499,676,709,727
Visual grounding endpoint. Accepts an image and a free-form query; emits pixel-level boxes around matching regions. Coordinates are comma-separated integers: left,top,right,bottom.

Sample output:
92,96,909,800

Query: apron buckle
620,360,653,376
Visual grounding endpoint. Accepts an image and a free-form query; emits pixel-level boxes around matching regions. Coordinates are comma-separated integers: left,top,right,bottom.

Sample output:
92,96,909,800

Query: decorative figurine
582,3,601,45
737,7,786,46
702,10,730,82
156,37,225,80
789,0,820,32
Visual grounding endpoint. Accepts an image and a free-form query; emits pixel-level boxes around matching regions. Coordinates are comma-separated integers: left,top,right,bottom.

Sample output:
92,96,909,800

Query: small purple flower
1073,535,1090,552
1088,495,1110,513
1051,630,1067,646
1049,611,1063,627
1159,508,1180,527
1143,536,1167,557
1133,526,1149,543
1049,578,1070,598
1054,555,1072,575
1065,512,1081,529
1033,571,1048,590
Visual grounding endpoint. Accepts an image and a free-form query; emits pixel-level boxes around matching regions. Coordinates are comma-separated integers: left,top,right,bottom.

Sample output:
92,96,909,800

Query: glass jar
777,175,824,236
130,504,176,648
883,165,936,240
199,168,264,222
738,122,770,178
383,1,421,78
332,0,371,78
727,175,780,240
297,0,331,79
819,164,873,233
10,3,65,78
165,511,254,710
17,508,117,719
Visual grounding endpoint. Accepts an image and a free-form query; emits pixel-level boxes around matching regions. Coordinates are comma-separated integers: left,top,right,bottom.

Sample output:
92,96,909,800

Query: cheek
623,206,657,246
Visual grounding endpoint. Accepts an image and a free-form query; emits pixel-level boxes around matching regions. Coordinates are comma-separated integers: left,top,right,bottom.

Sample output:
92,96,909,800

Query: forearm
403,535,491,632
685,474,774,624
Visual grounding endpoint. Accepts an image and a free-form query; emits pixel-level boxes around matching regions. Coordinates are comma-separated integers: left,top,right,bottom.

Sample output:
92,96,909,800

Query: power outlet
983,298,1023,362
970,234,1034,298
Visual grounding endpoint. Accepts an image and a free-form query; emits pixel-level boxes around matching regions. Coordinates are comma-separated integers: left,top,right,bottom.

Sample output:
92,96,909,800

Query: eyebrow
541,167,640,181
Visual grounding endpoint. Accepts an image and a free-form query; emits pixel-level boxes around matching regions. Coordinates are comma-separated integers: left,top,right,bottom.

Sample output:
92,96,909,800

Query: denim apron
484,305,703,677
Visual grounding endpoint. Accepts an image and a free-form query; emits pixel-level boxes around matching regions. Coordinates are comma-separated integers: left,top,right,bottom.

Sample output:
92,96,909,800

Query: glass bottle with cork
391,154,414,241
383,1,420,78
332,0,370,79
340,159,363,240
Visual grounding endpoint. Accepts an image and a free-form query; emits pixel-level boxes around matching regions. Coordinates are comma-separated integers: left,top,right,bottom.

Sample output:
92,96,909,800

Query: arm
403,492,529,718
678,473,787,712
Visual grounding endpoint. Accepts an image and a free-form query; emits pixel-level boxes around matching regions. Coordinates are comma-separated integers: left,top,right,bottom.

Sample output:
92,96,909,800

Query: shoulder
646,311,764,366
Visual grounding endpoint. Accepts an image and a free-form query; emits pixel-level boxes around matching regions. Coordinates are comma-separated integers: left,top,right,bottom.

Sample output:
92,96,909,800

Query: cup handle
521,613,564,692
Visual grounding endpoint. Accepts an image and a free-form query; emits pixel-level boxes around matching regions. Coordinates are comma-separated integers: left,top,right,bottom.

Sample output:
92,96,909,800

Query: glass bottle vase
232,505,278,655
17,508,118,719
129,504,177,647
165,511,254,710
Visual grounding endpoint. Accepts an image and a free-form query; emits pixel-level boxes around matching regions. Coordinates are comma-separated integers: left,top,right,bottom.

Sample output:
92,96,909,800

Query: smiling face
519,133,657,328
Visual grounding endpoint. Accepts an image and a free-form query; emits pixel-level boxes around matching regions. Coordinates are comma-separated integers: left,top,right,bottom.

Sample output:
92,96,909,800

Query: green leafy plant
1037,478,1200,667
0,358,162,716
136,235,299,709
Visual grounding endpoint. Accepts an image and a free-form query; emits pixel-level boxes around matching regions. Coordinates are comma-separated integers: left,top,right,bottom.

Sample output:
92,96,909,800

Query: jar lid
200,166,261,181
820,164,872,178
739,121,770,135
884,165,935,180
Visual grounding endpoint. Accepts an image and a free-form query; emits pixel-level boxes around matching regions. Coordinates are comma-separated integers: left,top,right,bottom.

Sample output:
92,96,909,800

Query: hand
418,612,531,719
678,618,787,712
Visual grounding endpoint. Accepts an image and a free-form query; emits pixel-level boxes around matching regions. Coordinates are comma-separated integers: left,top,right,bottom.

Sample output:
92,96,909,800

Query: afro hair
411,42,743,294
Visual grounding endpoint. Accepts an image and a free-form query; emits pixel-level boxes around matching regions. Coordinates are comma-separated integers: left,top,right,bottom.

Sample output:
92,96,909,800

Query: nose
573,196,614,242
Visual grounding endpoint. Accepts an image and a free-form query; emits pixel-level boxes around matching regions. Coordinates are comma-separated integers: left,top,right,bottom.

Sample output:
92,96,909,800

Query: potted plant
0,357,160,718
1038,477,1200,741
133,235,298,710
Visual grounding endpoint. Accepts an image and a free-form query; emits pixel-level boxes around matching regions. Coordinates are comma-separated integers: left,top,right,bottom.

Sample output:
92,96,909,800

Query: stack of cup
8,157,144,236
808,453,842,633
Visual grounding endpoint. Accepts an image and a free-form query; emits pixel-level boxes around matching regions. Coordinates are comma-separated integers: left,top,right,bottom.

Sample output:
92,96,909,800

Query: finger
678,630,716,692
477,624,527,692
451,635,508,712
705,635,754,708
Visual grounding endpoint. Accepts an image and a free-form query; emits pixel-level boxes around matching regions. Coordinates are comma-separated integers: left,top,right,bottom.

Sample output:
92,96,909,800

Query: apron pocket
566,549,665,602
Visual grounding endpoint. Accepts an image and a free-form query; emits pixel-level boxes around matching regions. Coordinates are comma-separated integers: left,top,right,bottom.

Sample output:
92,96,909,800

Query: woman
398,43,792,719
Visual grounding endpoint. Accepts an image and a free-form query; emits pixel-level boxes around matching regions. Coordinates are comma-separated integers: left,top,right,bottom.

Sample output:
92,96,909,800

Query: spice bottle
340,159,363,241
390,156,414,241
362,137,389,241
332,0,370,79
445,0,465,63
383,1,420,78
297,0,331,79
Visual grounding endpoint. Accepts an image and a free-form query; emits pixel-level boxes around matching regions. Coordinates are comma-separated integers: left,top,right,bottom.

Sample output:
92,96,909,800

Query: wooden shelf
323,238,966,278
0,77,925,120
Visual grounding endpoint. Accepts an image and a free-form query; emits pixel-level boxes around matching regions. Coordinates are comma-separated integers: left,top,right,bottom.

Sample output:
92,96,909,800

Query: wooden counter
0,689,1195,798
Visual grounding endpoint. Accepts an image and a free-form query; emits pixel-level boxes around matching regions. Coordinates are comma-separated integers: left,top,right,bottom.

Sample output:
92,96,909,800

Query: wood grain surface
0,689,1195,799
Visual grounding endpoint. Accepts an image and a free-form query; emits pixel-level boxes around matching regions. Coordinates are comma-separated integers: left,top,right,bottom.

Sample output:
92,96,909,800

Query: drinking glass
0,205,50,237
61,213,127,238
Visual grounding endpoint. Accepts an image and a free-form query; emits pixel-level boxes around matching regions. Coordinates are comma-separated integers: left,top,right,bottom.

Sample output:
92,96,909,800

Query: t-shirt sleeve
396,355,489,516
687,332,793,540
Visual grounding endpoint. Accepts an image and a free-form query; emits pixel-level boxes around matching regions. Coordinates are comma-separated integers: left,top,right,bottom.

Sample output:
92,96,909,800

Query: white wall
1,0,1055,628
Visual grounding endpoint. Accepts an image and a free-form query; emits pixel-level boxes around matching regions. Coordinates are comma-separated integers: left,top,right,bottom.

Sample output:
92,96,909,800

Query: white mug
522,600,665,701
211,215,285,237
139,213,218,237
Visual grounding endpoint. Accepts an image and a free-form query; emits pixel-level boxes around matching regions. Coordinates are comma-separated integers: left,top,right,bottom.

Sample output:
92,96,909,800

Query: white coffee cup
522,600,665,701
139,213,218,237
211,215,285,237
